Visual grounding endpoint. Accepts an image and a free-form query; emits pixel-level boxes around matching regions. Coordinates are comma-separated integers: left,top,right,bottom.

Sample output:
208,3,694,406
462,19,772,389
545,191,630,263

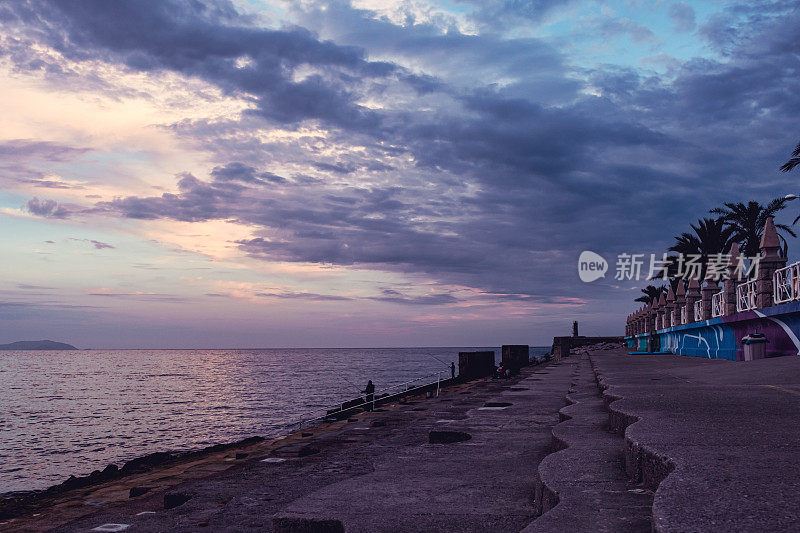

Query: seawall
626,299,800,360
551,336,624,360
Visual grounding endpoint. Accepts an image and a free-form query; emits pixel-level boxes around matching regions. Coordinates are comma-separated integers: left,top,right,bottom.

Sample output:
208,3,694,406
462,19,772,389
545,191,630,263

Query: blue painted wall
625,301,800,360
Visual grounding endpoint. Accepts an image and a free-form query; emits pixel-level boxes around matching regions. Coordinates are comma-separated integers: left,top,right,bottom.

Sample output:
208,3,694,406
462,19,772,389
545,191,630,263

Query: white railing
294,371,446,429
736,280,757,312
680,306,687,325
711,291,725,318
774,262,800,304
694,300,703,321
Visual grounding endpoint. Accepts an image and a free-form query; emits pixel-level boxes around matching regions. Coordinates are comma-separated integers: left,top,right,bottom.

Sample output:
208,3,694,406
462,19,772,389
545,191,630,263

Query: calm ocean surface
0,347,549,494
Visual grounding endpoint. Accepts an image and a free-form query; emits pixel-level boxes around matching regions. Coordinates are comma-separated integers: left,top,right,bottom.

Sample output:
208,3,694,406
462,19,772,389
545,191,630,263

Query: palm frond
776,223,797,238
780,142,800,172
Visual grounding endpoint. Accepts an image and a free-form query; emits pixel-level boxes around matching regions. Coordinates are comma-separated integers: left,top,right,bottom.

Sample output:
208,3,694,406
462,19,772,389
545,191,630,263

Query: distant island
0,340,77,350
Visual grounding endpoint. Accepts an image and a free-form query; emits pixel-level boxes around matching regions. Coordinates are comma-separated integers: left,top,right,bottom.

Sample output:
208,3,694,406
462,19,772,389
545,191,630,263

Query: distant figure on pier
573,320,579,337
363,380,375,410
450,361,455,380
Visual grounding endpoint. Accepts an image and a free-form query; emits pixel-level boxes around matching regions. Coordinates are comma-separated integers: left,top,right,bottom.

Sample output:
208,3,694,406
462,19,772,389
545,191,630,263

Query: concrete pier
2,362,579,532
591,348,800,532
4,344,800,532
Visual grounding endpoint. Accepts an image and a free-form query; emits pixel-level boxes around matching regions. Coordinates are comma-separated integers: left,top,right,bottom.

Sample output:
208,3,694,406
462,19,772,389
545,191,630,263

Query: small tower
756,217,787,308
675,280,686,324
666,283,676,327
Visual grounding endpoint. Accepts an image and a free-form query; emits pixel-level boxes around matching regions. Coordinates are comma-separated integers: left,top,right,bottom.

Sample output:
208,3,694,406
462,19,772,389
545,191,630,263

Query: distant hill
0,340,77,350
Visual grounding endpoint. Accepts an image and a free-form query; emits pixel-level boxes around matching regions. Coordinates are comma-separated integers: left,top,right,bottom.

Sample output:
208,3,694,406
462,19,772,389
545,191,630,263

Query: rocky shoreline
0,436,264,520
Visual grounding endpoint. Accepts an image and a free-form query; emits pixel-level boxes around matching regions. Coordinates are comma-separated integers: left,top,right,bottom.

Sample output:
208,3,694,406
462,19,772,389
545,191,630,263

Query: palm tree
635,284,665,304
710,199,795,257
780,141,800,173
668,217,735,280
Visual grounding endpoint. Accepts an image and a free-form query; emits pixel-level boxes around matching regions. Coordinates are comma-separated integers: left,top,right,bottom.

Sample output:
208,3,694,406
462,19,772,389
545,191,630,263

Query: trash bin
742,333,767,361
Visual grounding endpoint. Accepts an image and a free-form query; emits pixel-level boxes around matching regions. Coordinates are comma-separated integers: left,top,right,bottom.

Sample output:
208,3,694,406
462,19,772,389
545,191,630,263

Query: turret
756,217,787,308
675,280,686,324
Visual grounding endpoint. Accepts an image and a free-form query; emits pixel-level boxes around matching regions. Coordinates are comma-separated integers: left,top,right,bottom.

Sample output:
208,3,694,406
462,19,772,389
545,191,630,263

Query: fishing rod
427,353,449,367
420,349,457,370
340,374,365,393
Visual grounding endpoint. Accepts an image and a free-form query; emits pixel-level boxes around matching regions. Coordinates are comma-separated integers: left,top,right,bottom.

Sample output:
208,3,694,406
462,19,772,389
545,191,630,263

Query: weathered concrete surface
591,348,800,532
271,361,579,532
2,360,586,532
525,353,652,533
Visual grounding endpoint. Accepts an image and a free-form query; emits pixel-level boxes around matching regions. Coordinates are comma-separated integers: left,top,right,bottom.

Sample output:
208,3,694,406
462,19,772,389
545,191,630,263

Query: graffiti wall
624,301,800,360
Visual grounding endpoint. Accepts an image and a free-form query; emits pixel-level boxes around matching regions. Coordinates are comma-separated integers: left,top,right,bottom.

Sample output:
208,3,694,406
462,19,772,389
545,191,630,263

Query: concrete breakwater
590,347,800,532
8,343,790,532
0,374,463,522
0,352,569,532
1,344,545,525
0,347,493,495
0,344,662,533
551,335,623,360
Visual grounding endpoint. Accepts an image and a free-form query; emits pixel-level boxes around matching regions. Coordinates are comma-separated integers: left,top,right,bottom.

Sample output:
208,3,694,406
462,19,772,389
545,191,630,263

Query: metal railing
680,306,687,325
711,291,725,318
293,371,446,429
736,280,757,312
774,262,800,304
694,300,703,321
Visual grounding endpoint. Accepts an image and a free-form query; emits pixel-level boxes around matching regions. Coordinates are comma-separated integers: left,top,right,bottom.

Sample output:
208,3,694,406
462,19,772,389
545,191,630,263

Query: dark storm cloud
97,0,800,297
293,1,579,104
210,162,288,184
5,0,800,308
0,0,395,130
312,161,357,174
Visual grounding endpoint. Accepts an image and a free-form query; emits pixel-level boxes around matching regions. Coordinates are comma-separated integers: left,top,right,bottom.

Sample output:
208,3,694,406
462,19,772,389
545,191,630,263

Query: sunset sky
1,0,798,348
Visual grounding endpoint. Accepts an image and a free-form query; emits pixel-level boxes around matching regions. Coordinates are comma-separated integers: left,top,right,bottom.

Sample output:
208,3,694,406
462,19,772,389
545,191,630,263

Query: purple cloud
26,197,70,219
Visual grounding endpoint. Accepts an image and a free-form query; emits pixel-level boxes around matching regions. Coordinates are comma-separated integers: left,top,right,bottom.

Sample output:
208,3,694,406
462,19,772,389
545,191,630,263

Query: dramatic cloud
0,0,401,131
54,0,800,301
1,0,799,346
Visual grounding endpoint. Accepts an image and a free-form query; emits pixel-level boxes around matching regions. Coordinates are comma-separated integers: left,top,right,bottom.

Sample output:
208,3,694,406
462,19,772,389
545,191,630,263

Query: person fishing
450,361,455,380
363,380,375,410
